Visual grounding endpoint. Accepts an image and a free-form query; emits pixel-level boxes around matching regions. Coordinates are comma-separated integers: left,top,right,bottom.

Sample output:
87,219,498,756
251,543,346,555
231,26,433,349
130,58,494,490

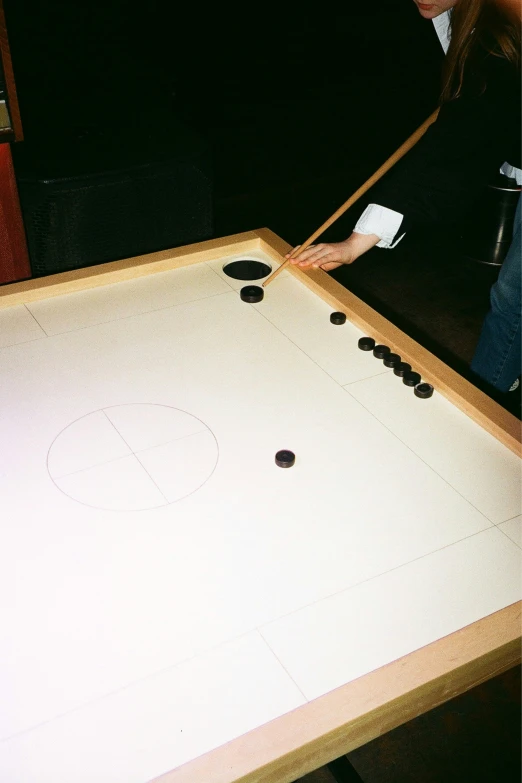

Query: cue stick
262,106,440,287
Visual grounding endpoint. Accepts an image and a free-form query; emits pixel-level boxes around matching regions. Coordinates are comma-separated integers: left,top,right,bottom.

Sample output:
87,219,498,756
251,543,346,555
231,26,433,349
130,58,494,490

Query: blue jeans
470,194,521,393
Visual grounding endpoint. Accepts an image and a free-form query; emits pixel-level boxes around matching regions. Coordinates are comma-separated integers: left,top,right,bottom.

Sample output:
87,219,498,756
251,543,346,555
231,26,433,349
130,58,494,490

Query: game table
0,229,520,783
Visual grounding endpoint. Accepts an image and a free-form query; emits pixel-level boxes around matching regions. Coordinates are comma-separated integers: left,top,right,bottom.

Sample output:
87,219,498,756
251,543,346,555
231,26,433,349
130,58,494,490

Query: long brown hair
441,0,521,101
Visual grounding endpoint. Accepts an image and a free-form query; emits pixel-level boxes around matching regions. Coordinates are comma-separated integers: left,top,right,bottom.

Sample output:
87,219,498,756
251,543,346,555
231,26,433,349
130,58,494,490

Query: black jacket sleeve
369,51,521,234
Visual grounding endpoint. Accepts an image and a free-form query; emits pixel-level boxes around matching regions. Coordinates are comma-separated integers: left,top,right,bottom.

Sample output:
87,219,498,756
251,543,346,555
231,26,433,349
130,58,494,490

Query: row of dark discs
358,337,434,399
329,312,434,399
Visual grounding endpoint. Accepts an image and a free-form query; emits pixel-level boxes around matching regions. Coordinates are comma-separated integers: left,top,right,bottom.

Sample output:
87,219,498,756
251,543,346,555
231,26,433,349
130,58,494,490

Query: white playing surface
0,250,520,783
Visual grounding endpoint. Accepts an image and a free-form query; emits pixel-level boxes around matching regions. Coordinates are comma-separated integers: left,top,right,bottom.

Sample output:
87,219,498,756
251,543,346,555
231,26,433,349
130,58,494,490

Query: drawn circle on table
46,404,219,511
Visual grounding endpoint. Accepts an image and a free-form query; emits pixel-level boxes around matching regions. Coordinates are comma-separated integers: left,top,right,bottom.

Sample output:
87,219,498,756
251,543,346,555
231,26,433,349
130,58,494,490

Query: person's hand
285,232,381,272
285,240,355,272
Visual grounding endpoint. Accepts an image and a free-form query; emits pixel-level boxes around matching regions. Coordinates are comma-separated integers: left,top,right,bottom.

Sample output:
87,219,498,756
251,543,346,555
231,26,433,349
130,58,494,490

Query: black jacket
371,45,521,233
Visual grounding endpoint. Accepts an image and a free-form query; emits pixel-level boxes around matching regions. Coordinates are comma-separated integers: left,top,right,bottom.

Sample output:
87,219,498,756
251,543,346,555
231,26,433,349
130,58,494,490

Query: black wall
4,1,444,243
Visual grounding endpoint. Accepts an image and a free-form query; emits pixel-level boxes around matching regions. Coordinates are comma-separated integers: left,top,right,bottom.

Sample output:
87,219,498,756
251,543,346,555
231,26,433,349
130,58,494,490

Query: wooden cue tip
263,258,290,286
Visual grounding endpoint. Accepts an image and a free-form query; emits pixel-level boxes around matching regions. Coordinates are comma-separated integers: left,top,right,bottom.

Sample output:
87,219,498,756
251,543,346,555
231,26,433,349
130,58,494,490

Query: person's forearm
344,232,381,260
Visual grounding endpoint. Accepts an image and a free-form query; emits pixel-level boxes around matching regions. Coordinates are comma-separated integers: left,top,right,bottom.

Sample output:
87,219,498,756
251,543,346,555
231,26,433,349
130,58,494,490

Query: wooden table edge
151,601,521,783
0,231,265,305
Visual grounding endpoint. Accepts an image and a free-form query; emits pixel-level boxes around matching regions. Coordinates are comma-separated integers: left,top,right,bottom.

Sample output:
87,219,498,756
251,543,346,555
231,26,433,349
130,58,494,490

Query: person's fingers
310,253,336,267
288,242,351,268
285,244,302,259
295,245,333,266
289,245,320,264
318,261,342,272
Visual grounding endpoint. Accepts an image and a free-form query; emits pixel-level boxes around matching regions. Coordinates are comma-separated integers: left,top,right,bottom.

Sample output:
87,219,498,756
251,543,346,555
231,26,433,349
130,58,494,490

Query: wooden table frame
1,228,520,783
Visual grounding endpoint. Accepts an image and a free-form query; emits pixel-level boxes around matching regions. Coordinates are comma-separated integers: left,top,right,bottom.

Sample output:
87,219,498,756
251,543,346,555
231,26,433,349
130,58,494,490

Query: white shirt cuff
353,204,405,249
500,161,522,186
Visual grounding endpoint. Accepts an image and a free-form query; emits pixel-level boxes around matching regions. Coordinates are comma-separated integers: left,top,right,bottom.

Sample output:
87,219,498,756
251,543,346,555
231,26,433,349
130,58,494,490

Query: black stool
458,172,521,267
12,121,213,277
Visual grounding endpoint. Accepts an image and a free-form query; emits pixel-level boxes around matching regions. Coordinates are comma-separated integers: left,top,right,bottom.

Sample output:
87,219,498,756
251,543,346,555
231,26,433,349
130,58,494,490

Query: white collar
432,9,452,53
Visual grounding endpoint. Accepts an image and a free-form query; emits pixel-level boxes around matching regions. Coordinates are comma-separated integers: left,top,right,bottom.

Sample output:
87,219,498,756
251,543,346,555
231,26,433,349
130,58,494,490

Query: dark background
3,0,444,244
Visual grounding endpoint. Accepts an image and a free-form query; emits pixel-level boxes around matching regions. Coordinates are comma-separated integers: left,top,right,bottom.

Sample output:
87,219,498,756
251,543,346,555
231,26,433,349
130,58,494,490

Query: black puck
414,382,434,399
358,337,376,351
403,371,422,387
357,337,375,351
330,311,347,325
383,353,401,368
275,450,295,468
394,362,412,377
240,285,264,303
373,344,390,359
